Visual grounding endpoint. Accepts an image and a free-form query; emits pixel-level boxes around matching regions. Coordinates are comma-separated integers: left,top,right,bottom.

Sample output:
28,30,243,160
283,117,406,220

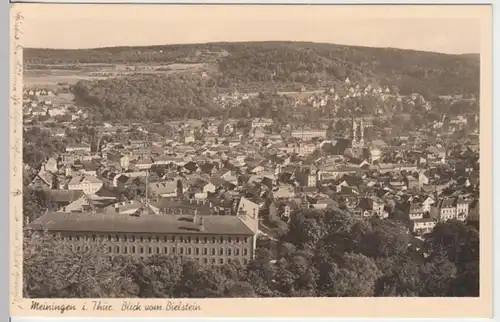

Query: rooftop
28,211,254,236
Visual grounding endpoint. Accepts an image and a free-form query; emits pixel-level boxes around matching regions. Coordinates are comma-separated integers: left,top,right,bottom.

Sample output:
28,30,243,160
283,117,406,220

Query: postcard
10,3,493,318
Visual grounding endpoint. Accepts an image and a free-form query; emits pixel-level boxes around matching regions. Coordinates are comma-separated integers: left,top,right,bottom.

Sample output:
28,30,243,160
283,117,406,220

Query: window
243,249,248,256
203,237,208,244
115,235,119,241
195,248,199,255
140,247,144,254
148,247,152,254
211,259,216,264
132,246,136,253
156,236,160,242
219,248,224,256
236,237,240,244
107,235,111,241
76,246,81,251
179,247,184,255
92,235,96,241
187,248,192,255
187,236,191,243
115,246,120,253
76,236,80,241
179,236,184,243
123,236,128,242
219,237,224,244
172,247,176,254
211,248,216,255
85,236,90,241
148,237,152,242
219,258,224,264
195,237,199,244
203,248,208,255
69,236,72,241
203,258,208,264
164,247,168,254
235,249,240,256
172,236,176,242
227,248,232,256
228,237,232,243
156,247,160,253
131,236,136,242
242,259,248,265
124,246,128,254
140,237,144,242
107,246,112,253
244,237,248,243
164,236,168,242
211,237,216,244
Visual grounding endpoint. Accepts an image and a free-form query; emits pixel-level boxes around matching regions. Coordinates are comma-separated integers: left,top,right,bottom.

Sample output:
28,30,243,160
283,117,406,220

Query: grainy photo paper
10,3,493,318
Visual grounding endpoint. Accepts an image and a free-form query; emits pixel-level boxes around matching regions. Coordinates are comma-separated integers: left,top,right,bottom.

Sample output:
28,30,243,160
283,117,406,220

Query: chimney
193,209,198,223
199,216,205,232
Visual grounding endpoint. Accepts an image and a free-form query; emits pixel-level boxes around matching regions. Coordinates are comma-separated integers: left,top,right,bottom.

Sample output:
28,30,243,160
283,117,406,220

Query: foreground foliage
24,210,479,298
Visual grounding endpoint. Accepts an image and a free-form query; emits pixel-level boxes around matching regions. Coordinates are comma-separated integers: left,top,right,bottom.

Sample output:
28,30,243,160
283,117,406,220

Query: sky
18,4,485,55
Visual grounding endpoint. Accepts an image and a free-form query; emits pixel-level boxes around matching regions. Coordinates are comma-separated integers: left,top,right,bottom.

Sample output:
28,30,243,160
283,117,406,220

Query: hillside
24,42,480,122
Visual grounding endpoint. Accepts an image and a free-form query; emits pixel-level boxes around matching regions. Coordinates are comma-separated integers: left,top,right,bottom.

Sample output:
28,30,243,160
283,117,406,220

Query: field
23,63,209,88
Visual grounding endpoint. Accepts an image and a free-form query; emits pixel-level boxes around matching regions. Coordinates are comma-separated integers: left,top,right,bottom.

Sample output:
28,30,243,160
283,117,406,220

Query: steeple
351,117,358,148
359,117,365,148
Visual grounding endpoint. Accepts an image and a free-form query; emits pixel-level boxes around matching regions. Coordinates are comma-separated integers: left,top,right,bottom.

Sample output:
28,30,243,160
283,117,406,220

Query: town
21,42,481,299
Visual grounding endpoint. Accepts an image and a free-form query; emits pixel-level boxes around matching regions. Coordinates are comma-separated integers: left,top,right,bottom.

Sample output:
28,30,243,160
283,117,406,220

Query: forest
28,43,479,119
24,209,479,298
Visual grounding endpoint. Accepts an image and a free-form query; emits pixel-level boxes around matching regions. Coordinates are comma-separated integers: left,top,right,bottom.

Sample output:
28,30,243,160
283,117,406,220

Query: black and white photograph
12,3,492,312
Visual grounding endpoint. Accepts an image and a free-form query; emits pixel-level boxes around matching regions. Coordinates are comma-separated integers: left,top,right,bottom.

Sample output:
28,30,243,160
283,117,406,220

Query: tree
325,253,381,297
23,231,137,298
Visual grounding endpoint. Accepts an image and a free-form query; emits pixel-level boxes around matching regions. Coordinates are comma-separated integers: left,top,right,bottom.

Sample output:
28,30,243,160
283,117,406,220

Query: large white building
291,130,327,140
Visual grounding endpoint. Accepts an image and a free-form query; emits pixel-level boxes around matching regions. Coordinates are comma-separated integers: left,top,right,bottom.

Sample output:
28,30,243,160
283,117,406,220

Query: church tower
359,117,365,148
351,117,358,148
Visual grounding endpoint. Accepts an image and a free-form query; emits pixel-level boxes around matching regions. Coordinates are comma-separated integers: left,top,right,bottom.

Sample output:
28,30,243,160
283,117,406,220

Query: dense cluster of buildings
24,81,480,265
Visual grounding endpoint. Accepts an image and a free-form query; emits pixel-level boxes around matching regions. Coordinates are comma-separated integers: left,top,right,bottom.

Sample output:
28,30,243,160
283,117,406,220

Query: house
252,127,266,139
291,129,327,140
43,157,59,174
202,182,216,194
421,196,435,213
149,181,182,198
67,175,103,195
419,172,429,186
273,184,295,199
74,161,99,176
312,198,338,210
30,169,54,189
43,189,86,210
131,158,154,171
405,175,419,189
295,167,318,187
358,197,388,219
456,196,470,220
104,200,146,215
411,218,437,236
408,203,424,221
431,197,457,222
251,118,273,129
65,143,91,153
107,151,130,170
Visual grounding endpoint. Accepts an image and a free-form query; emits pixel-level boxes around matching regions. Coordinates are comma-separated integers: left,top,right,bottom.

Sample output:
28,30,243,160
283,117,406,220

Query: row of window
128,256,248,266
63,234,250,244
101,245,250,257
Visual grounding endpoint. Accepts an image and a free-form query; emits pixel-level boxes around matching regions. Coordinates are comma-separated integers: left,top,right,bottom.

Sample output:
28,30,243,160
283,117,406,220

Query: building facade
27,204,258,266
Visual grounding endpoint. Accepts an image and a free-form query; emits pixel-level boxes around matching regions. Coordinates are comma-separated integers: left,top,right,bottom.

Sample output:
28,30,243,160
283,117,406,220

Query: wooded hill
25,42,480,122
